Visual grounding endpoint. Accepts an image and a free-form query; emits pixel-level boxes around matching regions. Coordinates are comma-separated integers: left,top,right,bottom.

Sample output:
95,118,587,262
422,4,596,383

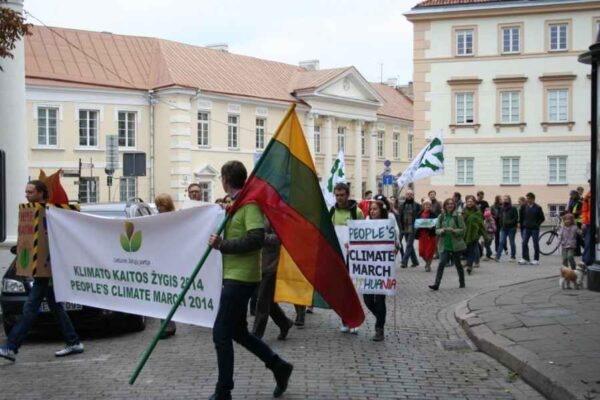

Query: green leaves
120,222,143,252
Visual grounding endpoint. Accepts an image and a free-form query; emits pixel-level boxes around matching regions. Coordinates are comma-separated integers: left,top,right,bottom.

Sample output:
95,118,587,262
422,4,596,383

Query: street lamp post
578,33,600,291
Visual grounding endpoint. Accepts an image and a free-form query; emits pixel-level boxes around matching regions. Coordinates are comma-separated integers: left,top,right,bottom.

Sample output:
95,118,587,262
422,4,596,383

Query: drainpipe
148,90,155,201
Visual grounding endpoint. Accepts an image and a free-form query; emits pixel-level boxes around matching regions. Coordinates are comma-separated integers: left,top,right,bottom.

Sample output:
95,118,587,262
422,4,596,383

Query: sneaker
0,346,16,362
372,328,384,342
518,259,528,265
54,343,84,357
530,260,539,266
339,325,349,333
349,327,359,334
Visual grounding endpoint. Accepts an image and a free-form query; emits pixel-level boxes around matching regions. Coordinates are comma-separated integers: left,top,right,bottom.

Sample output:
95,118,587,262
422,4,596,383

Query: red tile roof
414,0,503,8
25,25,412,120
370,83,413,121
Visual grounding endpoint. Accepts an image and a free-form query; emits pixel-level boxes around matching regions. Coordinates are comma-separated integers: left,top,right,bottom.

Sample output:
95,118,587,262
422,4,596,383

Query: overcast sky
23,0,416,85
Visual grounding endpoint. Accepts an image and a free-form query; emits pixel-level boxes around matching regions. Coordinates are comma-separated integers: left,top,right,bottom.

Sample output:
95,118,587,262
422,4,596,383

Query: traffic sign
382,175,394,185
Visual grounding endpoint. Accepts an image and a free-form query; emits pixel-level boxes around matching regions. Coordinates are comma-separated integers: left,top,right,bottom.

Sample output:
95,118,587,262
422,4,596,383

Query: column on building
305,112,315,160
368,122,377,192
167,91,194,204
323,117,334,179
0,0,27,242
354,120,363,197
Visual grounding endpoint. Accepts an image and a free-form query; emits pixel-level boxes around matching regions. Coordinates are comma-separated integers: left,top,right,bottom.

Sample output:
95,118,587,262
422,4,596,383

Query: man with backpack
398,189,422,268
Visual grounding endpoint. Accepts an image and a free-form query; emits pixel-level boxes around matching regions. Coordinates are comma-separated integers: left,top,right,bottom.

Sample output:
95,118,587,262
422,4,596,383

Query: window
361,130,366,156
79,110,98,147
79,177,98,203
228,115,239,149
118,111,136,147
549,23,568,51
408,134,413,160
119,177,137,201
502,26,520,53
548,89,568,122
548,156,567,184
256,118,266,150
501,91,520,123
456,158,474,185
197,112,210,147
337,127,345,153
199,182,211,202
548,204,567,218
456,29,474,56
37,107,58,146
455,92,474,124
314,126,321,154
377,132,384,158
501,157,520,184
392,132,400,159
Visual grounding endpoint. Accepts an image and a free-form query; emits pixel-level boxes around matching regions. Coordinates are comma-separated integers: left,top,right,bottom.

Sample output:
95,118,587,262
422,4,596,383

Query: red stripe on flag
234,177,365,328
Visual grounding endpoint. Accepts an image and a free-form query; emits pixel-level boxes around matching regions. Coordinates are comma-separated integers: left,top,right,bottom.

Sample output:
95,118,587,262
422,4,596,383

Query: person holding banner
428,198,466,291
208,161,293,400
415,199,438,272
0,181,84,363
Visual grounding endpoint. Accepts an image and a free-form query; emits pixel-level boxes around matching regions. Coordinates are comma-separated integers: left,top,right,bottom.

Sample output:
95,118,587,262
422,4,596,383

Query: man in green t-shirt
208,161,293,400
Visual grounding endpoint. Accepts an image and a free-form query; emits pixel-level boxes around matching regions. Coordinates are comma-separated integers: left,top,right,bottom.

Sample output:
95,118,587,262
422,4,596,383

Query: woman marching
416,199,438,272
428,198,466,291
463,195,488,274
363,195,395,341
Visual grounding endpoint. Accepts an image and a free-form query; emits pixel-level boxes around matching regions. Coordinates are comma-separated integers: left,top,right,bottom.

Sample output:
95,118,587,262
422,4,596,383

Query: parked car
1,198,156,337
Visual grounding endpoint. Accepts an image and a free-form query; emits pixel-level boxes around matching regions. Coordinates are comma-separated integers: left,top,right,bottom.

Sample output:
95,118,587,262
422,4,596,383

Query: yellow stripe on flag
274,246,314,306
273,107,316,174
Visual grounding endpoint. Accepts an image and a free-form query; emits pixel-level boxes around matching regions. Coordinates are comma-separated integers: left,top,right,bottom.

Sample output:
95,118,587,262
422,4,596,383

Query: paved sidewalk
456,275,600,400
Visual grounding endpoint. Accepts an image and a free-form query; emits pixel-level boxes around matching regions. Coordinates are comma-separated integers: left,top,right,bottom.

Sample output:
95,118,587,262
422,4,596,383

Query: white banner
46,206,224,328
347,219,397,295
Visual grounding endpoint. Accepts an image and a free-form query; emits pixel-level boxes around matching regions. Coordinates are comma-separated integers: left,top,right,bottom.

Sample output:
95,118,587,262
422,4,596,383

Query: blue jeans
496,228,516,260
213,281,279,393
465,242,480,267
401,232,419,266
6,278,80,352
521,228,540,262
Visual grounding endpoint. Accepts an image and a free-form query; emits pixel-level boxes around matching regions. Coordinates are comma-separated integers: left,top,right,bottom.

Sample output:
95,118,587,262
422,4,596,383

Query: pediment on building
194,164,218,178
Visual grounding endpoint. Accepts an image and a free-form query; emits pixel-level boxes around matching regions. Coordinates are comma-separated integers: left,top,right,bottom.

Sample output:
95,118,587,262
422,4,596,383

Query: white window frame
78,109,99,148
456,29,474,56
456,158,474,185
337,127,346,153
548,156,567,184
549,23,568,51
392,132,400,160
502,26,520,54
197,112,210,147
408,133,413,160
377,132,385,159
37,106,59,147
119,177,137,202
256,118,266,150
79,177,98,204
455,92,475,124
228,114,239,150
548,204,567,218
198,182,212,202
547,89,569,122
500,91,520,123
314,125,321,154
501,157,520,184
118,111,136,148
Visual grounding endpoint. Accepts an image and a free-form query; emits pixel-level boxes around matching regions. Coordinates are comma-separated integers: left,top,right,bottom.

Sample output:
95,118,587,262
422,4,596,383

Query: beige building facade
406,0,597,215
23,26,413,205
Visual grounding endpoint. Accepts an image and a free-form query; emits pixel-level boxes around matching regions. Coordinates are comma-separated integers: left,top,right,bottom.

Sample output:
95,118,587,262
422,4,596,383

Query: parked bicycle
539,216,562,256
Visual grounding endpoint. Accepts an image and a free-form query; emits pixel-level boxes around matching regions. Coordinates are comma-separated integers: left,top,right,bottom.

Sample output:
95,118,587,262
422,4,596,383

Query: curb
455,299,589,400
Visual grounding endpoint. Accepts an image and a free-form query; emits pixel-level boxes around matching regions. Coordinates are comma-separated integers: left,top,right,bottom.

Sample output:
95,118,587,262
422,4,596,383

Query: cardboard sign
16,203,51,278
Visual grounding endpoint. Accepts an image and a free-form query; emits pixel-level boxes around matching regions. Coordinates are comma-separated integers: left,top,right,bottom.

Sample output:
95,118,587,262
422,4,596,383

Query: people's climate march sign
44,205,224,328
346,219,397,296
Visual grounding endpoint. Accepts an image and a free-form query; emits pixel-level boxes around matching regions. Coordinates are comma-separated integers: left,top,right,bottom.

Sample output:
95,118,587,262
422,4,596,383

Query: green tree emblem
327,158,344,192
120,221,142,252
417,137,444,172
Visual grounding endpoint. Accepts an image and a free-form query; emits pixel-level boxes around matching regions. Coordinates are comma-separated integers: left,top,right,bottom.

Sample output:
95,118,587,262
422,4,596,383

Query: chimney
299,59,320,71
206,43,229,52
386,77,398,88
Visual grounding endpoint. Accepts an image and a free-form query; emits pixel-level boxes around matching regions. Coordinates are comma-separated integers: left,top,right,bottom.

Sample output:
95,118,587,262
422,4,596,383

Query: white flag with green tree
397,131,444,188
322,150,346,208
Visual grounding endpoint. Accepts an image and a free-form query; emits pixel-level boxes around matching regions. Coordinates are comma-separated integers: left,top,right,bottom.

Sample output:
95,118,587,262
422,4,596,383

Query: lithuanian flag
231,104,365,328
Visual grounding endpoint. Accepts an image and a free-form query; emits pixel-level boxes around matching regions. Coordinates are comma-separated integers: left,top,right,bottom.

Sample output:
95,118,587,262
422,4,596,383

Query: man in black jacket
398,190,421,268
518,192,545,266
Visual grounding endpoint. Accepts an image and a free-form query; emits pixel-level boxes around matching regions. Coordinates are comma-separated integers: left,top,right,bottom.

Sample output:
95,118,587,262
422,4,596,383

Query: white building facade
406,0,598,215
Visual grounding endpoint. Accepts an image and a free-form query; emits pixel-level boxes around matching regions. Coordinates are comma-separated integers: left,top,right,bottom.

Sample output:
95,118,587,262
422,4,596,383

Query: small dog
559,263,587,289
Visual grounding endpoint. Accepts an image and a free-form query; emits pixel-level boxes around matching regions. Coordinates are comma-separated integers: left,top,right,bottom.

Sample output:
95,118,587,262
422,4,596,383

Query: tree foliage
0,1,31,71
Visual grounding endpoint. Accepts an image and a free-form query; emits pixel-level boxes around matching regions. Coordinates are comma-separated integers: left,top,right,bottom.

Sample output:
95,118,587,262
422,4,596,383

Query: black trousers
363,294,386,329
433,251,465,288
252,270,290,338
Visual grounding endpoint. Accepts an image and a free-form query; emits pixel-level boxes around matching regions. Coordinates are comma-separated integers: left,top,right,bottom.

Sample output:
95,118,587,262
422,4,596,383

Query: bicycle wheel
539,231,560,256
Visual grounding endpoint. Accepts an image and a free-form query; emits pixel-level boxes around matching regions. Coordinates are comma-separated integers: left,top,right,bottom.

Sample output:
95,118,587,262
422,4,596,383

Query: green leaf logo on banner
19,248,29,269
120,222,142,252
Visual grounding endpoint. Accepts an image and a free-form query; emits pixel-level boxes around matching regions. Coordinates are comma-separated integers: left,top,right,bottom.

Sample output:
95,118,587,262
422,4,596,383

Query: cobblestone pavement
0,251,559,400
